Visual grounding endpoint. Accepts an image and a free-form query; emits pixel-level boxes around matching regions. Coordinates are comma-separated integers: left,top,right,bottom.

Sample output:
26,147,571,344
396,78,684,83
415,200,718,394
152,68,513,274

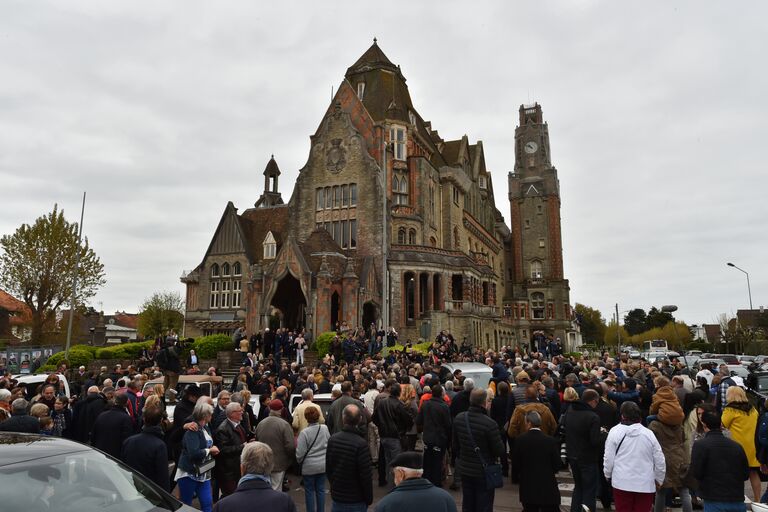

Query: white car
13,373,71,399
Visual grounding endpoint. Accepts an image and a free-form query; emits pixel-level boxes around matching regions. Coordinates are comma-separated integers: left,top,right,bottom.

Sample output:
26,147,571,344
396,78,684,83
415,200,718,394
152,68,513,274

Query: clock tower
506,103,572,348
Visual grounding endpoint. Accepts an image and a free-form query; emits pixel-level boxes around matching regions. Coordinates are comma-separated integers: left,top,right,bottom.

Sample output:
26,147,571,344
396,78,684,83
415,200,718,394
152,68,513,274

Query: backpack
155,348,168,369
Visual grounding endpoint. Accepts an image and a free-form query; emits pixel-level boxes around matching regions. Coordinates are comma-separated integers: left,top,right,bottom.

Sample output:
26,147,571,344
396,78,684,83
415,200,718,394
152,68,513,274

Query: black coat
91,407,134,460
449,389,471,418
562,400,604,463
416,396,452,448
373,395,414,439
214,420,246,481
73,392,108,442
213,478,296,512
121,426,169,491
326,427,373,505
452,406,504,479
691,430,749,502
0,413,40,433
512,429,561,505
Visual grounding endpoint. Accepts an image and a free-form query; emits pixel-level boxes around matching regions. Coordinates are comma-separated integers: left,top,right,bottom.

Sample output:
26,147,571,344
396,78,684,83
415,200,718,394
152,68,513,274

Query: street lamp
660,304,691,365
727,263,754,310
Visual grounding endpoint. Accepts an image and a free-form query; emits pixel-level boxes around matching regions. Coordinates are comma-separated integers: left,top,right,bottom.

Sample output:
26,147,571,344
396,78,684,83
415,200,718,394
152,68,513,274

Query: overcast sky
1,1,766,328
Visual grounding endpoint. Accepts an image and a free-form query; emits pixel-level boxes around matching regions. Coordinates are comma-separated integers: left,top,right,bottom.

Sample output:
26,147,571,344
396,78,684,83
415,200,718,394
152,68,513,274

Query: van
439,362,494,390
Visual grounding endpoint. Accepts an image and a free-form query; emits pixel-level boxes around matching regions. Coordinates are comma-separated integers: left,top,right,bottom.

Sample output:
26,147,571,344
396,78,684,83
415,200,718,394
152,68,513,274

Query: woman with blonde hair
722,385,762,500
399,382,418,451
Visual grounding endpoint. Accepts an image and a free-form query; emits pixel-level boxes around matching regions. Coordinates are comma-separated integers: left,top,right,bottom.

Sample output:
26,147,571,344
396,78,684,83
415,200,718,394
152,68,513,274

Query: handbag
464,413,503,490
193,455,216,476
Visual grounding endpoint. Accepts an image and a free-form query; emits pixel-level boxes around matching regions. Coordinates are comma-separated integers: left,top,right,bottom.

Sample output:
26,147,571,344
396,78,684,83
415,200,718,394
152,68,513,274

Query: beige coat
255,414,295,472
292,400,325,434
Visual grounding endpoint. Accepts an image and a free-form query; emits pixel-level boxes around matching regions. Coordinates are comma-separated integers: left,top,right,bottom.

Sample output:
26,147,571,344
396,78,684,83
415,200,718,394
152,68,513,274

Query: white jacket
603,422,666,493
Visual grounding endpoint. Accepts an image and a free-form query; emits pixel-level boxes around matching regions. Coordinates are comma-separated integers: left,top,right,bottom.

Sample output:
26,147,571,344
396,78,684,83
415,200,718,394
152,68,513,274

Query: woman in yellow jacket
721,385,762,501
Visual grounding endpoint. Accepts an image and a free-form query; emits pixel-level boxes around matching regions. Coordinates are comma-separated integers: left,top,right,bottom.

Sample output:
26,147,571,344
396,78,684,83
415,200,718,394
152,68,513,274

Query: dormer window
263,231,276,259
390,125,406,161
357,82,365,100
479,176,487,189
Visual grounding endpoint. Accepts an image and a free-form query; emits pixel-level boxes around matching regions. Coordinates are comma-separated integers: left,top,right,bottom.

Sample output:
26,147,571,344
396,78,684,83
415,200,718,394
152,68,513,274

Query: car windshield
0,448,181,512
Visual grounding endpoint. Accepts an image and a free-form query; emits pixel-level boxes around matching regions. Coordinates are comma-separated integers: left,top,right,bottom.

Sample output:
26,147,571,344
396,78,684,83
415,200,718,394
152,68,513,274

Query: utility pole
65,192,87,359
616,303,621,355
381,128,389,330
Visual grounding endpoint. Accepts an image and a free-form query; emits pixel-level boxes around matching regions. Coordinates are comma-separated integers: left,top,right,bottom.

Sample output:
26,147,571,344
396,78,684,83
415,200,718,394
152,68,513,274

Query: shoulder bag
464,413,503,490
297,425,323,475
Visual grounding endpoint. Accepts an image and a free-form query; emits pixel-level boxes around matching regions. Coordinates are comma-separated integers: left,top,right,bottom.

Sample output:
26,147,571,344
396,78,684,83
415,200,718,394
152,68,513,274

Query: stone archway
270,274,307,330
330,291,341,330
362,301,379,334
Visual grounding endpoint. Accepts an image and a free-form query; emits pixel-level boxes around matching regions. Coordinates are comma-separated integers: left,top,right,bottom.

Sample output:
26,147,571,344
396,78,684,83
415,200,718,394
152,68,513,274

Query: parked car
738,355,756,367
713,354,740,365
693,358,727,371
628,349,641,359
12,373,71,400
439,362,494,390
0,432,194,511
143,374,229,421
288,392,334,418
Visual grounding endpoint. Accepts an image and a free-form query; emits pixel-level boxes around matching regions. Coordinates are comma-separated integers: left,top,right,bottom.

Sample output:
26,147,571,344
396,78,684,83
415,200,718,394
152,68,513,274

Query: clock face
524,141,538,154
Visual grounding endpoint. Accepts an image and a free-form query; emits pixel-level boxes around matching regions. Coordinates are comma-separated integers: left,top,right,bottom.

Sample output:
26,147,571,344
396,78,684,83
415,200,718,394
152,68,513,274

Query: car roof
440,362,491,372
145,375,223,385
12,373,68,383
0,432,90,466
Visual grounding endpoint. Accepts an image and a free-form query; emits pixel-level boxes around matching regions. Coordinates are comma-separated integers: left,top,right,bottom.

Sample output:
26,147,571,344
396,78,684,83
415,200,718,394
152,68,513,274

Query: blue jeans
569,460,598,512
331,501,368,512
703,501,747,512
178,477,213,512
461,474,495,512
304,473,326,512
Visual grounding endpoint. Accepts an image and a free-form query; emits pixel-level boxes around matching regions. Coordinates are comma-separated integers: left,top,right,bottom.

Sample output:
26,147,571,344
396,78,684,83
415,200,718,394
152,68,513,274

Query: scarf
238,473,272,487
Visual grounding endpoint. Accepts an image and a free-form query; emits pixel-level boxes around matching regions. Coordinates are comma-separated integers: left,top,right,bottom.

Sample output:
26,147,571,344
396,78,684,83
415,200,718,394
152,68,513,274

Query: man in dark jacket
512,411,560,512
375,451,457,512
373,382,414,488
448,377,474,490
691,410,749,509
416,384,452,487
327,381,366,435
91,394,134,459
0,398,40,433
121,407,169,491
215,402,248,496
158,339,181,402
71,386,107,442
213,441,296,512
167,384,202,463
562,389,605,512
326,404,373,511
453,388,504,512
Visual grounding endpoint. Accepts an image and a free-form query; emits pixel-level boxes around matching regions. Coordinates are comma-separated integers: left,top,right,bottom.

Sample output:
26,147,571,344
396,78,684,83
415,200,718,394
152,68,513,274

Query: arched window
397,227,406,244
530,260,543,279
263,231,277,259
531,292,545,319
430,236,437,247
453,227,460,249
233,262,242,276
222,262,230,276
210,263,220,278
392,175,399,193
393,172,409,205
408,229,416,245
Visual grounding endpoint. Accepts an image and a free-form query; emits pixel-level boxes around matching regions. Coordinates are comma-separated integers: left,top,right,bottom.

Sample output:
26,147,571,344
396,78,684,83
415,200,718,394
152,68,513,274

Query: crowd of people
0,327,766,512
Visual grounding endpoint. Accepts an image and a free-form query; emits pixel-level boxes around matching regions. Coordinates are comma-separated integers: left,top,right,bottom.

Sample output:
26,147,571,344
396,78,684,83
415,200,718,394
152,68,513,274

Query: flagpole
65,192,86,360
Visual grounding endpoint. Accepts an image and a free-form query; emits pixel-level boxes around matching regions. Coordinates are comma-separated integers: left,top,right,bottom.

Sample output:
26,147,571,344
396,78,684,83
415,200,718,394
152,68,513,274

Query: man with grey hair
374,451,457,512
212,442,296,511
292,387,324,435
452,388,504,511
0,398,40,433
212,390,232,432
215,401,249,497
512,410,561,512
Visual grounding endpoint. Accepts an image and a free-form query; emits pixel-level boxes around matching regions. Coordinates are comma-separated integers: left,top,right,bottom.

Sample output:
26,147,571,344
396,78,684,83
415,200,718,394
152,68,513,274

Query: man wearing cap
255,399,295,491
374,451,456,512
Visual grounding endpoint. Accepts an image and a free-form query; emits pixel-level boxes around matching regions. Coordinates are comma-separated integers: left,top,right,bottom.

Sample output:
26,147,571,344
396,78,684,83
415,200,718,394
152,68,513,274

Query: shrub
35,364,57,374
95,341,153,359
312,331,338,356
46,346,94,368
382,340,432,357
192,334,233,359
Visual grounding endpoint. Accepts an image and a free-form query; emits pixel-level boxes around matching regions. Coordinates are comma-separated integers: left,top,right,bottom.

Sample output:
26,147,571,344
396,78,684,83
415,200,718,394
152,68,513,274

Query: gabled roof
0,289,27,313
239,205,291,263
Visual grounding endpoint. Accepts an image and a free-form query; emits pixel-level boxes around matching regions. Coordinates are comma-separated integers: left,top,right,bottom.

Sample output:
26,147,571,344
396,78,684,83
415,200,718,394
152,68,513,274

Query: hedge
95,341,153,360
312,331,337,357
45,346,95,369
191,334,233,359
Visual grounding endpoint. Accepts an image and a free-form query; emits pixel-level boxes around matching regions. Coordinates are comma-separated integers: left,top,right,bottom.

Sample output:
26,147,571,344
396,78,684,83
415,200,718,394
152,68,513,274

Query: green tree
623,308,649,336
0,205,105,343
138,291,185,338
647,306,674,329
575,303,607,345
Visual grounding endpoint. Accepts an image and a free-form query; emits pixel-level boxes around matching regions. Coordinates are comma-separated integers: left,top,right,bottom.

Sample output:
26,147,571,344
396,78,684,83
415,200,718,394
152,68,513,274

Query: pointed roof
346,39,400,77
263,155,280,176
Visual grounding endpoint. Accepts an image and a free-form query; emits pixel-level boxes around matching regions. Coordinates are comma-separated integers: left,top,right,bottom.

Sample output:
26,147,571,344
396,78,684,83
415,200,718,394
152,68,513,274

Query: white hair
0,389,11,401
463,378,475,391
241,441,274,475
193,401,214,421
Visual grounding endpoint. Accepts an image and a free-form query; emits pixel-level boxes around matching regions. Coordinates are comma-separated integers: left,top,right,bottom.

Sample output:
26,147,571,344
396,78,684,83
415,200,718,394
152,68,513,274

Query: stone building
181,41,576,350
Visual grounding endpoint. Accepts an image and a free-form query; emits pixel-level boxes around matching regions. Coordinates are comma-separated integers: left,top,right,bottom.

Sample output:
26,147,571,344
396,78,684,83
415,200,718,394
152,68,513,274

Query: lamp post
727,262,753,310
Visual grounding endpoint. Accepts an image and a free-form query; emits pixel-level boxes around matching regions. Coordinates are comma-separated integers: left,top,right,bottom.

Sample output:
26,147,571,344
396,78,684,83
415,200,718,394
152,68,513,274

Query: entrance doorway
270,274,307,330
331,291,340,329
362,301,379,333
